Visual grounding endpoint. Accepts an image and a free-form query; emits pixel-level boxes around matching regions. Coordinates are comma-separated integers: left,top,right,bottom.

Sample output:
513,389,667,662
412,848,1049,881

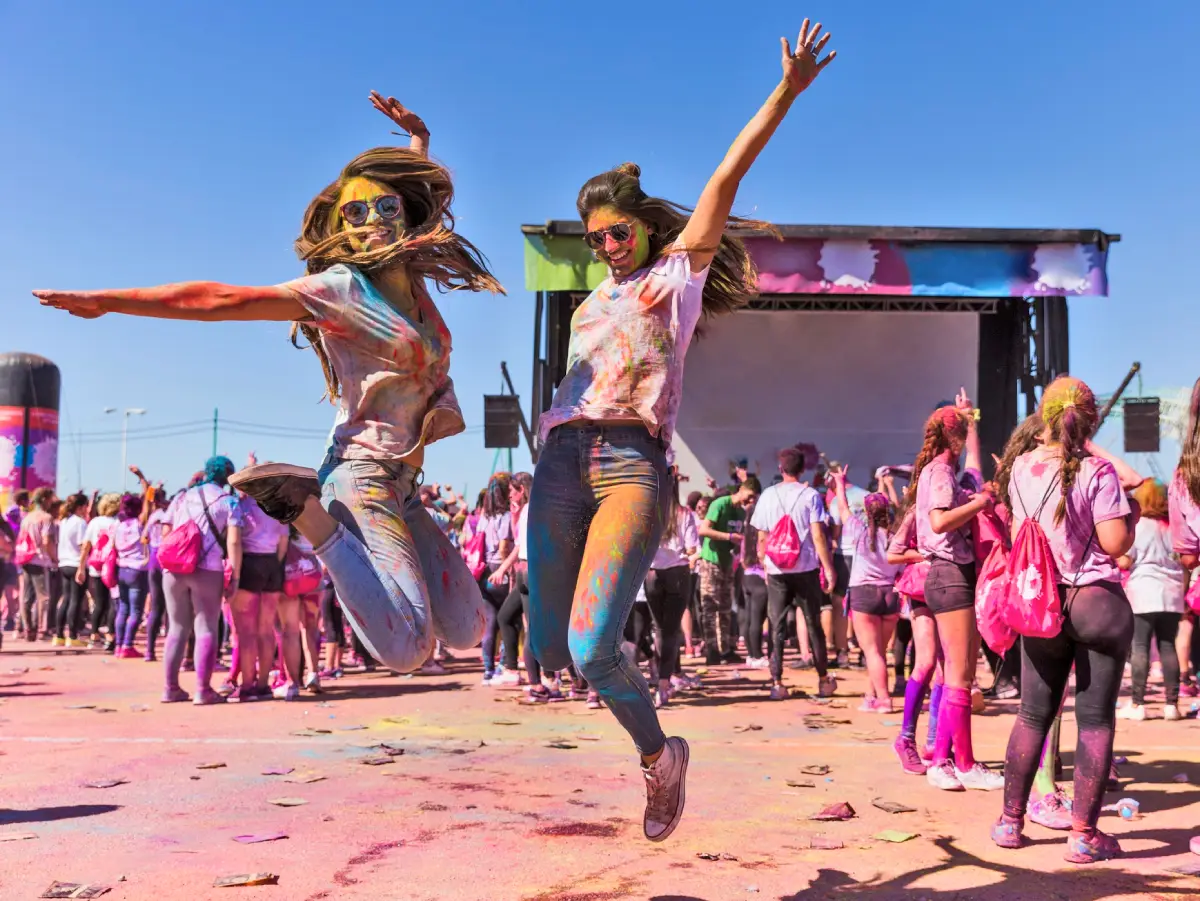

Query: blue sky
3,0,1197,496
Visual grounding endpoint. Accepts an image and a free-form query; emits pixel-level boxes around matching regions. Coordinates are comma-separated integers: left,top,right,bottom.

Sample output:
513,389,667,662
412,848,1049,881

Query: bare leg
274,594,302,688
257,591,283,689
229,590,260,691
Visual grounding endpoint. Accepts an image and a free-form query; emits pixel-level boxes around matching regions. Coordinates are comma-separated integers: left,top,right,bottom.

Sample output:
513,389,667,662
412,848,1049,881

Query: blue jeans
526,424,670,755
115,566,149,648
314,455,486,672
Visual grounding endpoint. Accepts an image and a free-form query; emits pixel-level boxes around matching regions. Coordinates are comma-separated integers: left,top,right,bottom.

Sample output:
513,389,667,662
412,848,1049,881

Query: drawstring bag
13,529,37,567
159,489,224,575
895,560,930,603
1002,477,1068,639
976,540,1017,653
99,534,118,590
463,529,487,581
284,543,323,597
1186,577,1200,615
764,491,806,570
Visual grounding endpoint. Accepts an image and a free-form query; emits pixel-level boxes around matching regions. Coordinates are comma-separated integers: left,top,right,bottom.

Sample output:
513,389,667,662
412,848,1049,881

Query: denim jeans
314,455,486,673
526,424,670,756
115,566,149,648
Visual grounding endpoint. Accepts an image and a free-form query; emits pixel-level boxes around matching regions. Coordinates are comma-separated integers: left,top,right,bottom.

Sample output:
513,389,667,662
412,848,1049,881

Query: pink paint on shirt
1169,473,1200,557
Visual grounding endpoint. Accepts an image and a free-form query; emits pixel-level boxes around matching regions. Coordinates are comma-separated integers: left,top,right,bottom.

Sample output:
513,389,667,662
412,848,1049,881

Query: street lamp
105,407,147,490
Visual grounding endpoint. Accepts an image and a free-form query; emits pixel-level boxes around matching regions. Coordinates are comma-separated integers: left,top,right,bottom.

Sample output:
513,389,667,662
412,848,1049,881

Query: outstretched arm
34,282,306,322
678,19,835,273
370,92,430,157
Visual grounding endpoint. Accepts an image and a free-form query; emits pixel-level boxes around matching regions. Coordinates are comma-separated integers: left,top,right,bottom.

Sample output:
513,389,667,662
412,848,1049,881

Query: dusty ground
2,639,1199,901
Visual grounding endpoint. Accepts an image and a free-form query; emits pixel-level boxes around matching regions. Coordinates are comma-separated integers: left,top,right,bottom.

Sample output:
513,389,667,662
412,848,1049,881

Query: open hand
33,289,107,319
781,19,836,95
369,91,429,138
955,386,973,413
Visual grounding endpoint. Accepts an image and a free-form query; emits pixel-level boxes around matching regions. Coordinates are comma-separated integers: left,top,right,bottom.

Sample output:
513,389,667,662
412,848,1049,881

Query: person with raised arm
35,94,492,677
525,20,836,842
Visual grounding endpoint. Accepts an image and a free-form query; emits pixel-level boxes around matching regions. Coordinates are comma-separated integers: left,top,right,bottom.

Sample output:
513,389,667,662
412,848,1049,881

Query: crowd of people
26,18,1200,865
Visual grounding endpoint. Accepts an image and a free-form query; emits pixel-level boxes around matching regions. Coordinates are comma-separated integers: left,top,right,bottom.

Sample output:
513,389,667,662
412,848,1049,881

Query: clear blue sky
3,0,1197,495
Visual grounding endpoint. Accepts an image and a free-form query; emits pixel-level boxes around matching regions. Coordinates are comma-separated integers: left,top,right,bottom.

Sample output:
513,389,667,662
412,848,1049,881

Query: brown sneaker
228,463,320,524
642,736,689,842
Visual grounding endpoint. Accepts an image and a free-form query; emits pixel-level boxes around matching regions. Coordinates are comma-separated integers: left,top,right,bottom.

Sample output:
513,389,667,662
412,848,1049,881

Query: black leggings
144,566,167,653
498,568,526,671
644,565,691,681
892,617,913,684
320,585,345,647
1002,581,1134,830
625,603,655,663
478,567,509,674
741,573,769,659
89,575,112,637
1131,611,1181,705
768,570,827,681
55,567,87,639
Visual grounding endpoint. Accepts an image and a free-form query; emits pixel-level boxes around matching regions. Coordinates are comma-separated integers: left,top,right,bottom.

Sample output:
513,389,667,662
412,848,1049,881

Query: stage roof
521,222,1120,298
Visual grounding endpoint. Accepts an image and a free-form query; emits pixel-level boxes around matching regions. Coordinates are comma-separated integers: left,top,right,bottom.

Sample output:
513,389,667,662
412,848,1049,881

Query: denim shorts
924,559,977,616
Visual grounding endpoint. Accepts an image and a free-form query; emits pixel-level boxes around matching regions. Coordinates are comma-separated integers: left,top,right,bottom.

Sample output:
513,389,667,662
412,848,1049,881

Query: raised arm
34,282,306,322
831,468,851,526
678,19,835,273
370,92,430,157
957,388,982,475
1085,440,1146,491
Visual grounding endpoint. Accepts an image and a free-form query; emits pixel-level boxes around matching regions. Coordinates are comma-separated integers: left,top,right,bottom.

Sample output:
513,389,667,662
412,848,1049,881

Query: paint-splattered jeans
527,424,670,756
314,456,486,672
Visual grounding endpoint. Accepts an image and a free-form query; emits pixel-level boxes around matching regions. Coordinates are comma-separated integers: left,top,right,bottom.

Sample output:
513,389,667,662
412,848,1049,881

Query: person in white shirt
53,493,90,646
750,445,837,701
645,470,700,708
1118,479,1186,721
78,493,120,649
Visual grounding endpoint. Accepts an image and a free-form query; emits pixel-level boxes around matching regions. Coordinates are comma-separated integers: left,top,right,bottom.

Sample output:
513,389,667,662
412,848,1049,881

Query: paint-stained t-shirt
281,264,463,461
1169,473,1200,558
538,250,707,444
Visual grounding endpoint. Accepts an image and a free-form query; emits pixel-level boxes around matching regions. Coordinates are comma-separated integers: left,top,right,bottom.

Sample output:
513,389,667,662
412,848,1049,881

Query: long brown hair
1039,376,1100,526
994,414,1044,510
576,163,777,329
1178,377,1200,507
898,406,970,523
291,147,504,400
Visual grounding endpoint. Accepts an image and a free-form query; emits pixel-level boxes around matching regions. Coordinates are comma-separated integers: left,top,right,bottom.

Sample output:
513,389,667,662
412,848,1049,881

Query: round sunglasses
340,194,404,228
584,222,634,250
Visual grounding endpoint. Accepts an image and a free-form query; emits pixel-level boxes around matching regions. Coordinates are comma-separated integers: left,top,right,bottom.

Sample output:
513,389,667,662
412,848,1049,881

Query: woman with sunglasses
35,93,493,675
526,21,836,843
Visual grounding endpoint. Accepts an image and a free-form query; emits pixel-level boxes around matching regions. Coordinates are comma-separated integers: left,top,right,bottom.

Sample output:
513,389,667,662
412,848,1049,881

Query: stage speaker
484,395,522,448
1123,398,1160,454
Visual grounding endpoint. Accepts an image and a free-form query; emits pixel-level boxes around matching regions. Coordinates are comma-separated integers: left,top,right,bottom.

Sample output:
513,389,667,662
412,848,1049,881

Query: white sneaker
642,736,689,842
490,670,522,687
272,683,299,702
1164,704,1182,721
955,761,1005,791
747,656,770,670
1117,702,1146,721
769,684,789,701
926,761,965,791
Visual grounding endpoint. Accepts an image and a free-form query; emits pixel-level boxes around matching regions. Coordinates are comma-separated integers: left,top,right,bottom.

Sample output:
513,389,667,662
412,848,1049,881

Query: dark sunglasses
340,194,404,228
584,222,634,250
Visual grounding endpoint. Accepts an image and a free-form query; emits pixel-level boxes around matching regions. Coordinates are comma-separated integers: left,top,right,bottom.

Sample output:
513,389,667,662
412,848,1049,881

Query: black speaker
1124,398,1160,454
483,395,522,449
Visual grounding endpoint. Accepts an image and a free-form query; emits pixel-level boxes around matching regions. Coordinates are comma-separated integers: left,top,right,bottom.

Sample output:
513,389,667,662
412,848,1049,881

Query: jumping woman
526,21,836,842
35,94,492,672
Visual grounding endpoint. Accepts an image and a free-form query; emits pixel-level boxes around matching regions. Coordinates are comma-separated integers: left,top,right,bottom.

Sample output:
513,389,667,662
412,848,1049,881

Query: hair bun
615,162,641,179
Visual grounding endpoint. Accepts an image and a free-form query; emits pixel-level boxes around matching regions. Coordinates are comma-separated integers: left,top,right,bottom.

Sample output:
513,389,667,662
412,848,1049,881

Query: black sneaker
228,463,320,524
720,651,745,665
704,651,723,667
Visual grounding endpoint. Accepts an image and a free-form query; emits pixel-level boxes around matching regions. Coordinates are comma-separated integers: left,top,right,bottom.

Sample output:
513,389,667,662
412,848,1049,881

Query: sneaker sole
228,463,319,488
647,737,689,843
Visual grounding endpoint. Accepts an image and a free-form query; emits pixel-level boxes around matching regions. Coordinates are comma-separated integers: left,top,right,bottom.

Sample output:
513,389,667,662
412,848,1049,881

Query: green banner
524,234,607,292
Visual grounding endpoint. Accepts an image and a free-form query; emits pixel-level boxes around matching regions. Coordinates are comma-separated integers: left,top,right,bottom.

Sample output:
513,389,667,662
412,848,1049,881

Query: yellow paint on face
337,176,406,252
586,205,650,278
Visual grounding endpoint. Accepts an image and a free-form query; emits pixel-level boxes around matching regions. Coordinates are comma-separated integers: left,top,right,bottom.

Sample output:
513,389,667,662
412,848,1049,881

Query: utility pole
212,408,219,457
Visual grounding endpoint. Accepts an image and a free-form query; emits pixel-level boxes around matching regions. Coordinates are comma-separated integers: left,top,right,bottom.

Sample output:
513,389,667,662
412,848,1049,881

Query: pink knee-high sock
932,686,974,771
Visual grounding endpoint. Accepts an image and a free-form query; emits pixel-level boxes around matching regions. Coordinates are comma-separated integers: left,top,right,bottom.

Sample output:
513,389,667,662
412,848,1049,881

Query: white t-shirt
653,508,699,570
749,481,827,575
58,515,88,569
166,484,244,573
516,505,529,562
1125,518,1185,615
83,515,116,577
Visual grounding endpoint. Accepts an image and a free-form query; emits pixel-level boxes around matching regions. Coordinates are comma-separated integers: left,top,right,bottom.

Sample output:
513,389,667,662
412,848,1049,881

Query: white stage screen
671,310,980,488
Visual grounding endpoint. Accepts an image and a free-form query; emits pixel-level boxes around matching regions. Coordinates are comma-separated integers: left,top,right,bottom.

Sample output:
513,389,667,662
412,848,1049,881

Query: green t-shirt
700,495,744,568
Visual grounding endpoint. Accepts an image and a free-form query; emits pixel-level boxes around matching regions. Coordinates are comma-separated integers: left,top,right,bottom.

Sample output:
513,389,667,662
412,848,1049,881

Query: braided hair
898,405,970,524
862,492,893,552
994,414,1044,510
1039,376,1099,525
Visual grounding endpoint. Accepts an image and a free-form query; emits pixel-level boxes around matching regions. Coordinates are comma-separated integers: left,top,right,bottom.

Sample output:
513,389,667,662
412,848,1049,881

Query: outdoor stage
521,224,1119,483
